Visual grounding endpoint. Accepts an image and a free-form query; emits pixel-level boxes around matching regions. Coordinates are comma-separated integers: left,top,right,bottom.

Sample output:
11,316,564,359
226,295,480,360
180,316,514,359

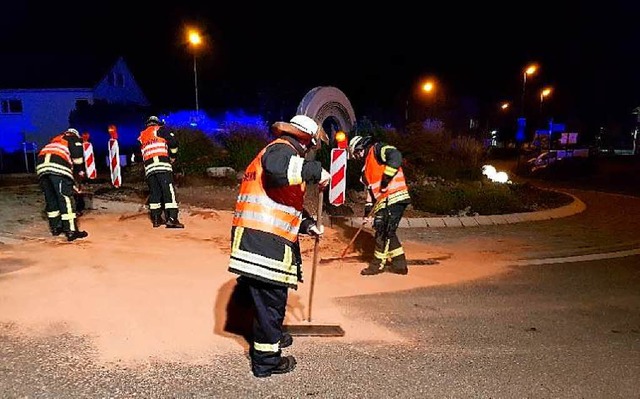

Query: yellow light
188,30,202,46
525,64,538,76
541,87,552,98
501,102,510,110
423,81,434,93
335,131,346,142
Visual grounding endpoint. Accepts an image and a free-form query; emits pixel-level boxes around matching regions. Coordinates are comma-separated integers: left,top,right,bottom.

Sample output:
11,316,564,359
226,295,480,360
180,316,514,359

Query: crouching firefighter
228,114,330,378
36,128,89,241
348,135,411,275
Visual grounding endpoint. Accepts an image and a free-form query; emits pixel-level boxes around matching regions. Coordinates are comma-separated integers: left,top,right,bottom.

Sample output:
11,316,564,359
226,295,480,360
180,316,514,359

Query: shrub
409,180,572,216
216,123,271,172
173,128,227,175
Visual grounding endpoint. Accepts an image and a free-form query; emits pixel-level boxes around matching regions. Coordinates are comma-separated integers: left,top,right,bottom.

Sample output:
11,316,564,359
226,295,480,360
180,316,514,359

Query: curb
336,191,587,229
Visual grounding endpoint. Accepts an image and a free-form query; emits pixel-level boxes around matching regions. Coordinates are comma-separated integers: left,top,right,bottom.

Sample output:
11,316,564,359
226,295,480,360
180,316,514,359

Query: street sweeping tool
284,188,345,337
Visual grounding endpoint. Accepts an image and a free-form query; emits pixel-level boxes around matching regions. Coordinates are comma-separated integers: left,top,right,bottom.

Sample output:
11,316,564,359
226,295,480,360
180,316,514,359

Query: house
0,56,149,155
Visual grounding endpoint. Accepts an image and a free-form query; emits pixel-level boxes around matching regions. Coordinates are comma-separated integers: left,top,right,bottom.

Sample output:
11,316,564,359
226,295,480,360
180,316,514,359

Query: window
1,99,23,114
75,99,90,109
108,72,125,88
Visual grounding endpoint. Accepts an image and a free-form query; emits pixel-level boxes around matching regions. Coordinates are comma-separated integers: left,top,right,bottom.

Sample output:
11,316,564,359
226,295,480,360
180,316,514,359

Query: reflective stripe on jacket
229,139,306,288
138,126,172,176
363,146,410,212
232,139,303,242
36,134,77,179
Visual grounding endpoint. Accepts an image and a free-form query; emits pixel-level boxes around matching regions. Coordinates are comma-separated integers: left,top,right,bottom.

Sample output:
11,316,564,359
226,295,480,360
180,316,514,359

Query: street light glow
541,87,552,98
525,64,538,76
188,30,202,46
501,102,510,110
422,81,434,93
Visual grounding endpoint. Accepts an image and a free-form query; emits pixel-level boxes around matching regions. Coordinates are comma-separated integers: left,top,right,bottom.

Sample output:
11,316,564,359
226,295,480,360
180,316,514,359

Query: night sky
2,1,640,135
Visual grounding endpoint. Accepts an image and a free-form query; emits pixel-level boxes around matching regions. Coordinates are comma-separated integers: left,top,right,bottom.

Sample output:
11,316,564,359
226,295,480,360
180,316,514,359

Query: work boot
151,214,164,228
253,356,297,378
165,218,184,229
280,332,293,349
51,226,63,236
360,262,385,276
384,265,409,275
66,230,88,242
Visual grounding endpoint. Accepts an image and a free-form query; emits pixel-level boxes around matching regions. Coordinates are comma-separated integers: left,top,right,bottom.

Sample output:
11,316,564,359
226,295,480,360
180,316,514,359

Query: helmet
271,115,328,146
65,128,80,137
146,115,163,126
348,135,373,159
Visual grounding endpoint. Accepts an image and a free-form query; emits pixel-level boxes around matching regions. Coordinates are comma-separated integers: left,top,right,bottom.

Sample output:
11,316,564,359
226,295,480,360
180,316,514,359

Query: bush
409,180,573,216
173,128,227,175
216,123,270,172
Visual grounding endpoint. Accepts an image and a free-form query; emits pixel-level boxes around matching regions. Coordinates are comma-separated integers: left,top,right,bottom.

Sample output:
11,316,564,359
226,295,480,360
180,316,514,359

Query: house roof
0,54,120,89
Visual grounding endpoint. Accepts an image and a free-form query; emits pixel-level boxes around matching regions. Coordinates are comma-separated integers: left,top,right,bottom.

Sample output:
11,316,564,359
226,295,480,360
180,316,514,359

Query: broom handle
307,188,324,322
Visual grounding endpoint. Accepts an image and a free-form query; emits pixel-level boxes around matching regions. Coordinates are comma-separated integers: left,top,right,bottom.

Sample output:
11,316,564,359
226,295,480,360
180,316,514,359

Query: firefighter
35,128,88,241
138,115,184,228
348,135,411,275
228,114,330,378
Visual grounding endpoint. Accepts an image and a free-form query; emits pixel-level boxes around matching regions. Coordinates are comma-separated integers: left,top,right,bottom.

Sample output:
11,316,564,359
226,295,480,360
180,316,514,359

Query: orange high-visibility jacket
232,139,304,242
229,138,313,288
36,133,84,179
363,144,411,212
138,125,176,176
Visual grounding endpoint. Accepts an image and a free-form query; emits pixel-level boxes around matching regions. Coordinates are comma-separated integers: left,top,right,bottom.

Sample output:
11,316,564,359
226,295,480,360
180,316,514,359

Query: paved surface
1,173,639,398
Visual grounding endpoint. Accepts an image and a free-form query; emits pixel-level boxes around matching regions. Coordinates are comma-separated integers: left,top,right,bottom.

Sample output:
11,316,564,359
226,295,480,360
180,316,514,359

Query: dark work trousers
146,172,179,221
372,202,408,269
245,277,288,375
39,174,79,233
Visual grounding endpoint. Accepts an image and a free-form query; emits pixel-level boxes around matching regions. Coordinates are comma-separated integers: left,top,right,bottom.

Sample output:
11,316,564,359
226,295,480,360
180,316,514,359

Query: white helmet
271,115,328,146
289,115,319,137
348,135,372,159
66,128,80,137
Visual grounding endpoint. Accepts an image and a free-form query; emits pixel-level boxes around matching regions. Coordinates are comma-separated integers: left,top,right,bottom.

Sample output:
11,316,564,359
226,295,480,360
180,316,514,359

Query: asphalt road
1,255,638,398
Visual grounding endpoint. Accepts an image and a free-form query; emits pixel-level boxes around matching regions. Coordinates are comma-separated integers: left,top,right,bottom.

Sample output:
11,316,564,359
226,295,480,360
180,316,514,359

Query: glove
308,223,324,237
319,168,331,189
364,202,373,217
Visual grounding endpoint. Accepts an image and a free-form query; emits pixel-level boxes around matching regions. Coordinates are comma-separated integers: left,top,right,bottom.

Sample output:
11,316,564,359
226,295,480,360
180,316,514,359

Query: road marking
511,248,640,266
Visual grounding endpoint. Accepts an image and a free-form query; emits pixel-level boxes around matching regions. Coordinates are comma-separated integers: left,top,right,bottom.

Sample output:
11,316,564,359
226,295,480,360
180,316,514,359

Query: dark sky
2,1,640,133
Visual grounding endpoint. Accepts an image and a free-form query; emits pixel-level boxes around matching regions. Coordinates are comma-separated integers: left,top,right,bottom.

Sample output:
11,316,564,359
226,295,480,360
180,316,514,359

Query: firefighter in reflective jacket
138,115,184,228
348,135,411,276
35,128,88,242
228,114,330,378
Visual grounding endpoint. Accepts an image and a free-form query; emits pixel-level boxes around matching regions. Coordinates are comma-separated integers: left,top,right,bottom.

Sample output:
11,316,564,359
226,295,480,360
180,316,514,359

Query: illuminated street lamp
406,79,436,122
500,102,510,110
187,29,202,115
540,87,552,112
522,63,538,115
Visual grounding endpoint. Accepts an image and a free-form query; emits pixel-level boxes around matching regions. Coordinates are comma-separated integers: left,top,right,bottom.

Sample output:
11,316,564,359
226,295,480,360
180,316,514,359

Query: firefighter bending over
36,128,88,241
348,135,411,275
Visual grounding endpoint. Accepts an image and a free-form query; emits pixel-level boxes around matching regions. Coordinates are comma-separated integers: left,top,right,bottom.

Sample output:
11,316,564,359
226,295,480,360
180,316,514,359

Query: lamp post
405,79,435,123
188,29,202,115
521,63,538,115
540,87,552,112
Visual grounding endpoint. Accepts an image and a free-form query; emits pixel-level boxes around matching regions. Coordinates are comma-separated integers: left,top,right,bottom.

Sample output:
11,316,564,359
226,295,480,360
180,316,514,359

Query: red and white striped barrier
107,125,121,188
81,132,97,179
329,148,347,206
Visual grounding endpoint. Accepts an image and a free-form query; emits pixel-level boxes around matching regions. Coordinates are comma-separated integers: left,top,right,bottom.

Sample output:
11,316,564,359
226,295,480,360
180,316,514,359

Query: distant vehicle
527,148,591,173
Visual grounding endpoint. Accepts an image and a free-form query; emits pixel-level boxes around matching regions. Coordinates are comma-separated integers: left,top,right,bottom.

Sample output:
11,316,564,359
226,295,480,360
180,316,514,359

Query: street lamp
540,87,552,112
522,63,538,115
187,29,202,115
405,78,436,123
